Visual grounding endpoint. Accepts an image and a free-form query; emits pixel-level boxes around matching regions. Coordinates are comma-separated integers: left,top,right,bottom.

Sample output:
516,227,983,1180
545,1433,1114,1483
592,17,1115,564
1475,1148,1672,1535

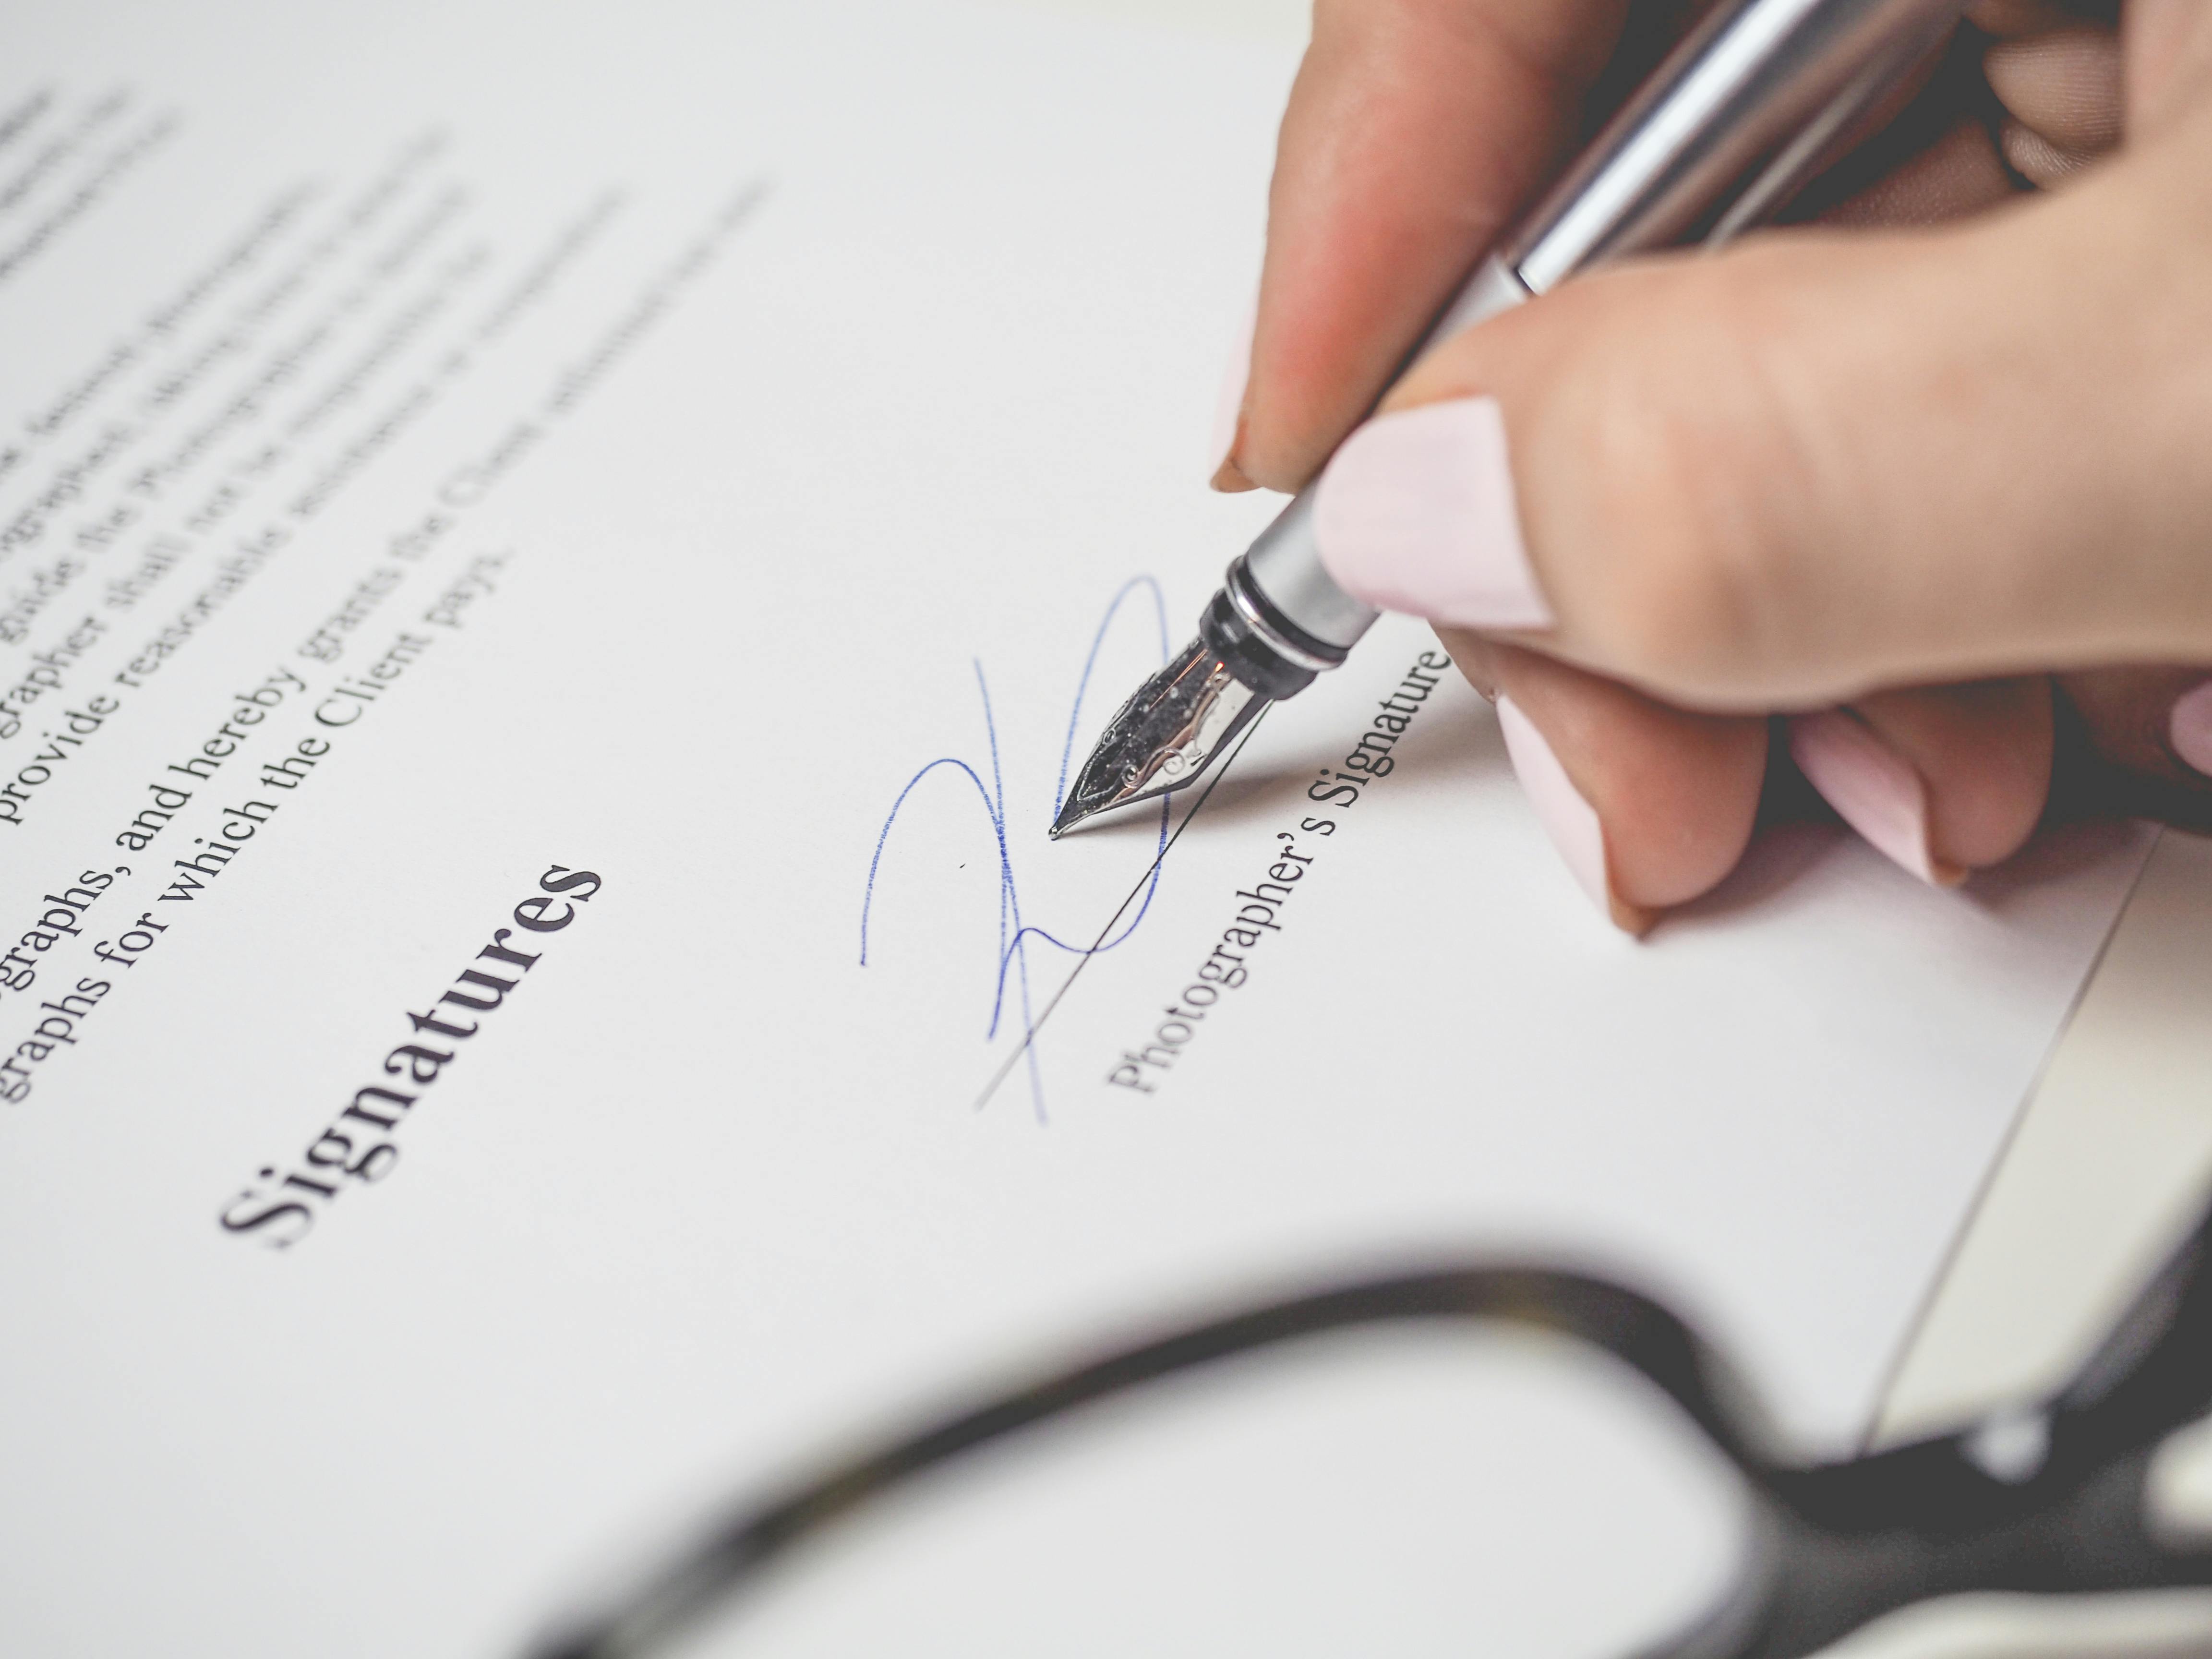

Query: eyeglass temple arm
523,1266,1775,1659
526,1206,2212,1659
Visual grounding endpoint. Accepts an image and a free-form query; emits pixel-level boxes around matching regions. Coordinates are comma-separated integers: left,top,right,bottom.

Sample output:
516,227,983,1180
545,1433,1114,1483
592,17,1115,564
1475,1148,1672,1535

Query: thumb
1308,113,2212,712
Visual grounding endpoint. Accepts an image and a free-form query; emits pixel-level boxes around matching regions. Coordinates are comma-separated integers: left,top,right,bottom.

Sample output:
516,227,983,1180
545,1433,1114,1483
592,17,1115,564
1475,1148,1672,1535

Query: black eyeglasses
529,1201,2212,1659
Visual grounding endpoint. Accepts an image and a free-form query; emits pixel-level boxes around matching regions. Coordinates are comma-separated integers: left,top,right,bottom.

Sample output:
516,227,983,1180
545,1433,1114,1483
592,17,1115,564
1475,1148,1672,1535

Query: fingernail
1207,297,1256,492
1788,710,1965,887
1313,397,1553,629
1497,696,1652,936
2169,681,2212,776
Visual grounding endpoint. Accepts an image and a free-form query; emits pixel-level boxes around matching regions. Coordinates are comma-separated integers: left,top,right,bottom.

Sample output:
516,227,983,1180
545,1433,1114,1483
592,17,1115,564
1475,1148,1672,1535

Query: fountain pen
1051,0,1970,838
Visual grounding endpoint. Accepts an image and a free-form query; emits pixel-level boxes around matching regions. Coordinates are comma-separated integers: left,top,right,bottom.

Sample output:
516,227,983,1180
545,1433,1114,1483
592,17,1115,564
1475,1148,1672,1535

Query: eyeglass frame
529,1200,2212,1659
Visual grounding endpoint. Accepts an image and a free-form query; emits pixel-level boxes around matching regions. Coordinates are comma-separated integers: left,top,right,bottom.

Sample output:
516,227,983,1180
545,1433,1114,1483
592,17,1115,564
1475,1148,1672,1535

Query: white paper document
0,2,2154,1653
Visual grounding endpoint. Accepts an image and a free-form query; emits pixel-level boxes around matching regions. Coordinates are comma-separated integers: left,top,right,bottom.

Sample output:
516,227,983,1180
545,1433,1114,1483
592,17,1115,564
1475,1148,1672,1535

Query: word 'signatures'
217,863,601,1248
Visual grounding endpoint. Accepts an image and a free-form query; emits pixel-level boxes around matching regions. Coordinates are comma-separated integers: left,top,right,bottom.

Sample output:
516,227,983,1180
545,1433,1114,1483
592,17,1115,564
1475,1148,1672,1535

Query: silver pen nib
1050,637,1264,838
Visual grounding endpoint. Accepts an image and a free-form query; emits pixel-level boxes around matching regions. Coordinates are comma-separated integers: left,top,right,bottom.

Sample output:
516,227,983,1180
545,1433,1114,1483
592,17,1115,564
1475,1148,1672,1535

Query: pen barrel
1231,0,1972,686
1239,496,1373,656
1506,0,1969,292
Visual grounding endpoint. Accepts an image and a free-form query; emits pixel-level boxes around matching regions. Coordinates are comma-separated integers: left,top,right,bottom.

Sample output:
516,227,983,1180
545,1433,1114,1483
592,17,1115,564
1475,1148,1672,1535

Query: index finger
1223,0,1632,494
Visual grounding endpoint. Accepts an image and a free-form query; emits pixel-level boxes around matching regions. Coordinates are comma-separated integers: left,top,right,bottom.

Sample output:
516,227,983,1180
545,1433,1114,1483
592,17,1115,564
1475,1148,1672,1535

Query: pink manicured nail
1498,696,1643,933
1207,297,1256,488
1313,397,1553,628
1789,710,1961,887
2170,681,2212,777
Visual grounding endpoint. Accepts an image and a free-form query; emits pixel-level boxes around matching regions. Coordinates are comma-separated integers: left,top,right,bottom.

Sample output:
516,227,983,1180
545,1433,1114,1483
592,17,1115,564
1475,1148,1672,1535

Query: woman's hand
1214,0,2212,932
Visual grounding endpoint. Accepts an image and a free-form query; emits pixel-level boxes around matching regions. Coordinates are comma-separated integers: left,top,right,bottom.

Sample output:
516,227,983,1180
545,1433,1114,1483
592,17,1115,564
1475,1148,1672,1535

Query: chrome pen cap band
1204,540,1373,702
1199,581,1311,702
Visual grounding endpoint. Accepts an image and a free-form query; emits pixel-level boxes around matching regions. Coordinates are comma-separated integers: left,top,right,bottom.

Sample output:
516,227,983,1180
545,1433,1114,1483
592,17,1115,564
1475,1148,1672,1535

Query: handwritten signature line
859,577,1175,1121
969,703,1270,1115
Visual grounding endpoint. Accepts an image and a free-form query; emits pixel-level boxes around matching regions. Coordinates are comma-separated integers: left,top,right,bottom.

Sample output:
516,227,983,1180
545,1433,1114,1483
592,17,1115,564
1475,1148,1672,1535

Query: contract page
0,2,2152,1654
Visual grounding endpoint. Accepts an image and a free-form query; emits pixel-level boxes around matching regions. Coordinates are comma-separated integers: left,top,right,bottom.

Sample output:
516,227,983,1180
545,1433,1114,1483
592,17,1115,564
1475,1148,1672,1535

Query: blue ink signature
860,577,1174,1120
